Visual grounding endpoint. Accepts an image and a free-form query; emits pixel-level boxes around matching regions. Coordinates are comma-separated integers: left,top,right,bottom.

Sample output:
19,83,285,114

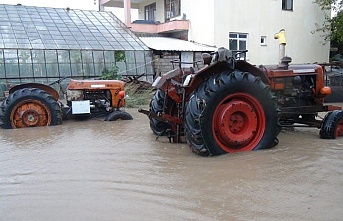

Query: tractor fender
9,83,59,101
235,60,271,85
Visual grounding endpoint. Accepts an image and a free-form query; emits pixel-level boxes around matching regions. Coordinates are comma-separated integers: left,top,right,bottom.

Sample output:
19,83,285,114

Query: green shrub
100,66,121,80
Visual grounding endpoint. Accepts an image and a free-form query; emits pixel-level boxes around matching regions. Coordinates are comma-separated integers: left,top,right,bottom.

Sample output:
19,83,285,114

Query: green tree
314,0,343,42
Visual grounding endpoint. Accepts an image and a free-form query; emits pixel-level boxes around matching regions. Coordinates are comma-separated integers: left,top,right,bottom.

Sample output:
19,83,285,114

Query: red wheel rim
336,118,343,137
10,99,51,128
212,93,266,152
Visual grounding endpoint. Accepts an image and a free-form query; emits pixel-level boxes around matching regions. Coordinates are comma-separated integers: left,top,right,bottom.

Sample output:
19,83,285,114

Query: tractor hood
67,79,125,90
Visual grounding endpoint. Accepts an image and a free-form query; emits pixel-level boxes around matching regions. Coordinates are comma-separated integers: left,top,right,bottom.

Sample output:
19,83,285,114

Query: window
145,3,156,21
165,0,180,20
282,0,293,10
229,33,248,59
261,36,267,46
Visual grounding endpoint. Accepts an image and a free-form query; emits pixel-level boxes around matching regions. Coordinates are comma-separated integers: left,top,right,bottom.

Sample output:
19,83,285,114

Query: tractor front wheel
184,71,279,156
0,88,62,129
104,111,133,121
320,110,343,139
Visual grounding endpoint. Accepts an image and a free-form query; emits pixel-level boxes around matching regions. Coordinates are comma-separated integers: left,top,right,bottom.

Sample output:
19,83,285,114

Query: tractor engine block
66,89,112,111
275,75,316,108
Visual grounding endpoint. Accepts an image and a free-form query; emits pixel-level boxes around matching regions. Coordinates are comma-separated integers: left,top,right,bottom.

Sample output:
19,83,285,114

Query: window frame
145,3,156,21
165,0,181,20
261,36,267,46
282,0,293,11
229,33,248,60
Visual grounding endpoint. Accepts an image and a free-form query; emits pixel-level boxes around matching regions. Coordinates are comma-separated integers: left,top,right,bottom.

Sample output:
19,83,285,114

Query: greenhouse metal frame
0,4,154,88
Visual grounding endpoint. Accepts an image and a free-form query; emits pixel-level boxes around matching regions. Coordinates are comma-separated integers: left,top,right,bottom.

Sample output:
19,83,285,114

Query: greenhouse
0,4,154,96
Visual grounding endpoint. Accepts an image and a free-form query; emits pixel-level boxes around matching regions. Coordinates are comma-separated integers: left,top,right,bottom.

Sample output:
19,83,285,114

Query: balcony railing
129,20,189,34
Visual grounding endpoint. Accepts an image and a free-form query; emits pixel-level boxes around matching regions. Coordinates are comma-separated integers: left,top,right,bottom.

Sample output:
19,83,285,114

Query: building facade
101,0,330,65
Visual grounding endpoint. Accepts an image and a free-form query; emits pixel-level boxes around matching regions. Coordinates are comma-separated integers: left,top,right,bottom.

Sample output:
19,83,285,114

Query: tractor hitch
138,108,182,125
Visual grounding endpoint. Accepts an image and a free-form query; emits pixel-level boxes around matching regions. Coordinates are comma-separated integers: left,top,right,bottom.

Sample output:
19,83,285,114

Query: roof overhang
140,37,217,52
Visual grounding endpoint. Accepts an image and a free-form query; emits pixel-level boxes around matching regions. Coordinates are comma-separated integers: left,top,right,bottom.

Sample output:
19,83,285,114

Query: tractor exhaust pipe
274,29,286,64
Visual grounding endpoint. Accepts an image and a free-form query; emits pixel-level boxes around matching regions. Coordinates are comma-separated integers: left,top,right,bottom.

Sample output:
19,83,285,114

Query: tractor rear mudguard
9,83,59,101
152,68,180,89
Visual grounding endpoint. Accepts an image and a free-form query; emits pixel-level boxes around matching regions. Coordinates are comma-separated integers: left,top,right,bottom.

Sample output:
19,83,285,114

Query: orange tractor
0,78,132,129
139,31,343,156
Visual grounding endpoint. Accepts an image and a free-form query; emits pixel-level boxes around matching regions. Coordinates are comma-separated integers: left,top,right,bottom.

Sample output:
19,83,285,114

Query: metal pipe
274,29,286,63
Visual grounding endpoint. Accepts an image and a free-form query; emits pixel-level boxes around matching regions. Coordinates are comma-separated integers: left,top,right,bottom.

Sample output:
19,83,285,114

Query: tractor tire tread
0,88,62,129
105,111,133,121
149,89,173,136
184,70,278,156
320,110,343,139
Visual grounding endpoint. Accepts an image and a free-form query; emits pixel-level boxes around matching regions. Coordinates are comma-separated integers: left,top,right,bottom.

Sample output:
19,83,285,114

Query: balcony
129,19,189,34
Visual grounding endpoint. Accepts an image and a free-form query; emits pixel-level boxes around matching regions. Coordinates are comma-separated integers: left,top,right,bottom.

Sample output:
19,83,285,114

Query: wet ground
0,105,342,221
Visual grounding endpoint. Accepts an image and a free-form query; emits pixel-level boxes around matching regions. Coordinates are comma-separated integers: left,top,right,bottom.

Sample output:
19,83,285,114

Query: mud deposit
1,106,342,221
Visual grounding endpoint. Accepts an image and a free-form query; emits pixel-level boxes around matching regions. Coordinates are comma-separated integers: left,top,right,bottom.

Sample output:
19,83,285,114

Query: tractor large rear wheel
0,88,62,129
184,71,279,156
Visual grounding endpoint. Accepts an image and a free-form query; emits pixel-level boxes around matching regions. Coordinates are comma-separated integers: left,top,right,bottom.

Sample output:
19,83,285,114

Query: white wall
182,0,215,46
187,0,330,65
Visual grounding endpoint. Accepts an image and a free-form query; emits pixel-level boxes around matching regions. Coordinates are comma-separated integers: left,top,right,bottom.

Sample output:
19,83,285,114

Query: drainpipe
274,29,286,64
124,0,131,26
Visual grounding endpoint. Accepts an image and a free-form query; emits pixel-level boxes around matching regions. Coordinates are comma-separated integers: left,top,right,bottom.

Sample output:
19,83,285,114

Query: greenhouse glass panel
45,50,58,63
57,50,70,63
82,51,94,63
136,62,147,76
93,51,104,64
70,50,82,63
3,50,18,64
125,51,135,63
18,50,32,63
20,78,35,83
116,62,126,76
59,63,71,76
0,64,4,79
0,49,4,63
6,79,22,85
94,60,105,76
84,62,95,77
145,51,154,80
46,63,59,77
33,63,47,78
0,4,153,84
19,64,33,77
5,63,19,78
71,63,82,77
126,63,137,76
135,51,145,63
104,51,115,68
31,50,45,63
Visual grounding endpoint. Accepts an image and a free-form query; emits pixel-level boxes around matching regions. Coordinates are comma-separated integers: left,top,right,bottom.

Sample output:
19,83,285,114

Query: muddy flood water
1,105,343,221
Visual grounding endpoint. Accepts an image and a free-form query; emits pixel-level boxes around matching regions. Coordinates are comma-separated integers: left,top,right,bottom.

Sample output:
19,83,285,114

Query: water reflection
0,108,342,221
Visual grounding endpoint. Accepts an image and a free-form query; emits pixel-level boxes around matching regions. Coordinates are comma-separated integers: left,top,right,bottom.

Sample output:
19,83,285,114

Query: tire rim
336,118,343,137
212,93,266,152
10,99,51,128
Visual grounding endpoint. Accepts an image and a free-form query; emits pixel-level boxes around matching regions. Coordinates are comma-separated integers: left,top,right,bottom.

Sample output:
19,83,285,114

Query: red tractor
139,32,343,156
0,78,132,129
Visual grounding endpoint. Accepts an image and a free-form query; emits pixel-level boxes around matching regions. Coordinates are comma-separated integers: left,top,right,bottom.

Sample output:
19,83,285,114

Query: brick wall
152,54,179,77
152,52,204,78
